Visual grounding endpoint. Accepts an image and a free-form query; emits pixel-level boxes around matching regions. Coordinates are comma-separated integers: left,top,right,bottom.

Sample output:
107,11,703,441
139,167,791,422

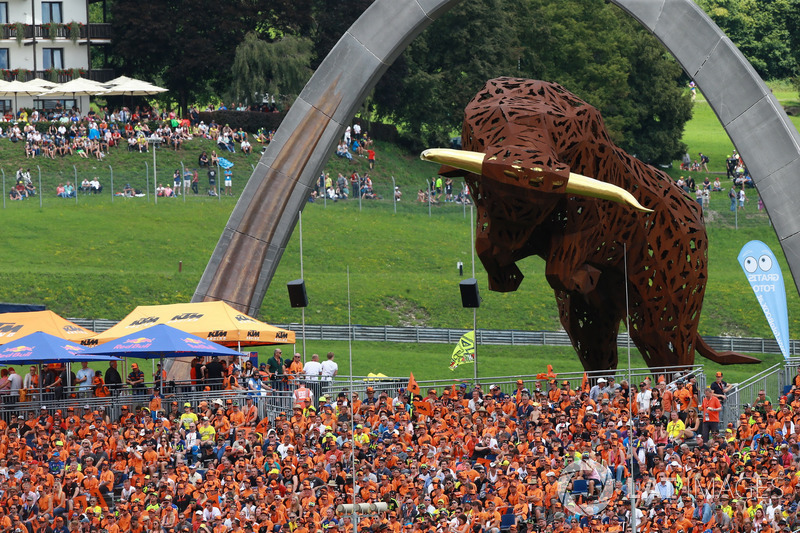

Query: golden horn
420,147,652,213
420,148,484,175
566,173,652,213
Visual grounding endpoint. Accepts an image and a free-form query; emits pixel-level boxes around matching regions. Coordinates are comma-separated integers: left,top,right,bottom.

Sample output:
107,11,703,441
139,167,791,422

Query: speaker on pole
287,279,308,308
459,278,480,308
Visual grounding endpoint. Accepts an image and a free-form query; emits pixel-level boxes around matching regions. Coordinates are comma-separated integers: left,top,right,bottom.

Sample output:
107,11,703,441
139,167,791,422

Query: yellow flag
450,330,475,370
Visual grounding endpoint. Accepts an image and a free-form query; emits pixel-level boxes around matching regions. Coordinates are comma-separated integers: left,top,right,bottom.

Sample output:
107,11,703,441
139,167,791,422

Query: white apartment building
0,0,112,113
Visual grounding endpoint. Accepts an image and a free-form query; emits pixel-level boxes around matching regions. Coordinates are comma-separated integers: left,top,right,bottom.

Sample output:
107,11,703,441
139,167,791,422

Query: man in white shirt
75,361,94,396
7,368,22,402
202,500,221,521
320,352,338,381
655,472,675,500
303,354,322,381
303,353,323,399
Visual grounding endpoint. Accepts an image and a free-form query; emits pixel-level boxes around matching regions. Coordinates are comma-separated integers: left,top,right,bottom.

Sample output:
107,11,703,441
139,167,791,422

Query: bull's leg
556,289,621,371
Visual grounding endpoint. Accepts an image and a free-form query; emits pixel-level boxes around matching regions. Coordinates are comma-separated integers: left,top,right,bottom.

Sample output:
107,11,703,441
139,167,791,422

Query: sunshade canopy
87,301,295,347
83,324,243,360
0,80,44,97
0,311,94,345
37,77,108,97
102,77,167,96
0,331,120,364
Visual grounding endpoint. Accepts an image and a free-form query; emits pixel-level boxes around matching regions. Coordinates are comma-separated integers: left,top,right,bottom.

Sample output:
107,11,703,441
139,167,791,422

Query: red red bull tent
86,301,295,347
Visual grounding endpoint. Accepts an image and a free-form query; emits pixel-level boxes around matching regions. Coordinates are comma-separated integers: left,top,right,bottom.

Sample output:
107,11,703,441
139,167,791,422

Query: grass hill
1,84,799,381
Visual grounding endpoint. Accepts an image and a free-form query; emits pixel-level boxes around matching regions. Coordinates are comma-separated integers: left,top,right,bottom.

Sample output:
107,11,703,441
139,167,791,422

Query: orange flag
413,400,433,417
581,372,589,392
408,372,420,397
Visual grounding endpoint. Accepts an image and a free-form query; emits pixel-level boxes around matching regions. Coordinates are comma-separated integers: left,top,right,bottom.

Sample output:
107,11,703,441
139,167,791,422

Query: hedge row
197,111,286,133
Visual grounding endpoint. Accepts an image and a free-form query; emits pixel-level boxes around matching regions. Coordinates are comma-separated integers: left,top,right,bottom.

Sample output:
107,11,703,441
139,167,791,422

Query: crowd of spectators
8,167,37,201
2,354,797,533
334,123,376,169
3,105,261,168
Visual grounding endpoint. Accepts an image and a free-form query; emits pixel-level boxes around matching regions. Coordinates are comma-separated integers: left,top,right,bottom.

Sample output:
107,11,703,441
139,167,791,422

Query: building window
42,48,63,69
0,49,8,70
0,100,10,113
0,3,8,24
41,1,63,23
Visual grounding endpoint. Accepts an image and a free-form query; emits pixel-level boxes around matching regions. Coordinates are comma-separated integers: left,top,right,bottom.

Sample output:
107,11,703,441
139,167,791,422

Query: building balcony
0,23,112,43
1,68,115,83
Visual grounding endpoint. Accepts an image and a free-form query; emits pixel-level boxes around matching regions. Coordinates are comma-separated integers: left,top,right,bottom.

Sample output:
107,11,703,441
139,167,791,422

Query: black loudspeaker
287,279,308,308
459,278,480,308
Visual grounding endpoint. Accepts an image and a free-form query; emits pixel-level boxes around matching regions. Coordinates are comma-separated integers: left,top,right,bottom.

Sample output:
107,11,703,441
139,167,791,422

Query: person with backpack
699,152,709,172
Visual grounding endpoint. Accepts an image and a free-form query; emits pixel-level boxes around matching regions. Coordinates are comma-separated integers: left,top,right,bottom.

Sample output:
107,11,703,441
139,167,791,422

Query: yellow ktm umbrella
0,310,94,345
86,301,294,347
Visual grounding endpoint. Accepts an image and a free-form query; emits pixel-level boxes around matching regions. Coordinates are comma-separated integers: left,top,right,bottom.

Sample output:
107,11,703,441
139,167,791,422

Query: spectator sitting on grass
241,139,252,155
219,132,236,153
336,141,353,161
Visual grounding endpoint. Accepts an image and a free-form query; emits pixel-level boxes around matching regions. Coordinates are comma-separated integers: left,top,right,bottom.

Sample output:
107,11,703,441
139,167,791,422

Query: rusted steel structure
423,78,759,370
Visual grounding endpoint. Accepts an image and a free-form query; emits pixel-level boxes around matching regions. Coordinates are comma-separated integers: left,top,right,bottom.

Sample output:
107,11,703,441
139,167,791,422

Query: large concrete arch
192,0,800,317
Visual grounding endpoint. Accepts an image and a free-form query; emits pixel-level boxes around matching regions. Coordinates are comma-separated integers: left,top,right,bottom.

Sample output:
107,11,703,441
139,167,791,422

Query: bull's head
420,148,650,213
421,79,654,293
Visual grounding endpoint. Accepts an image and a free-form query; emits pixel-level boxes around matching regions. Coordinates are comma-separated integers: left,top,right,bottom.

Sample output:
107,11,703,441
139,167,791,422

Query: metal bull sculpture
422,78,759,370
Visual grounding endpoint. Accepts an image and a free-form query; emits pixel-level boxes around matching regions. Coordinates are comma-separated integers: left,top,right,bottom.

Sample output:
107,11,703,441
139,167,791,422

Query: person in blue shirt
49,451,65,475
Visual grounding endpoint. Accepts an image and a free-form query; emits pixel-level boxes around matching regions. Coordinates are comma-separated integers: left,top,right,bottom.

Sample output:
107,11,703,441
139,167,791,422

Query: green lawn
2,81,799,383
677,82,800,173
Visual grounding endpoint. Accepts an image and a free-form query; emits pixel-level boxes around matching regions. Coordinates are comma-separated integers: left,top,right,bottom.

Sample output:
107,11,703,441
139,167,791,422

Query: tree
371,0,690,164
109,0,274,114
310,0,374,68
696,0,798,80
231,33,313,107
373,0,521,149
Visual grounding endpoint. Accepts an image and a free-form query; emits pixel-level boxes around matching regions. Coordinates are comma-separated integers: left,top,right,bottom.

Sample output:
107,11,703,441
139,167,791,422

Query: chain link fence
69,319,799,356
2,163,774,235
1,158,260,208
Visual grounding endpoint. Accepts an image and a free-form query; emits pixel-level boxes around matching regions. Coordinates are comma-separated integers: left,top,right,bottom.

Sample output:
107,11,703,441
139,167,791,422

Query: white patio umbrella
104,75,135,87
0,80,52,115
36,77,109,114
101,77,167,96
24,78,58,91
37,76,109,98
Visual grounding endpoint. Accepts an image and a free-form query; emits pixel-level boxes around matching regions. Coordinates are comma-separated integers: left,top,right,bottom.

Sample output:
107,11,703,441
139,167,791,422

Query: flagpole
473,309,477,383
347,266,357,530
624,242,636,533
470,204,477,383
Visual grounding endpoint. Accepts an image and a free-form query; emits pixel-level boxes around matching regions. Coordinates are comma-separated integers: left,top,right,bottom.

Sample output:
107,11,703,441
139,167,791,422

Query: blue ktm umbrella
83,324,243,394
0,331,121,364
0,331,121,397
82,324,243,359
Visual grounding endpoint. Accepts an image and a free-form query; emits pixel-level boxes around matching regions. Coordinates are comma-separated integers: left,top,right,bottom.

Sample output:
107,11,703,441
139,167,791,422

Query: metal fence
324,365,707,405
1,159,259,208
0,155,775,232
721,362,793,427
68,319,799,356
11,364,705,427
5,379,296,424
